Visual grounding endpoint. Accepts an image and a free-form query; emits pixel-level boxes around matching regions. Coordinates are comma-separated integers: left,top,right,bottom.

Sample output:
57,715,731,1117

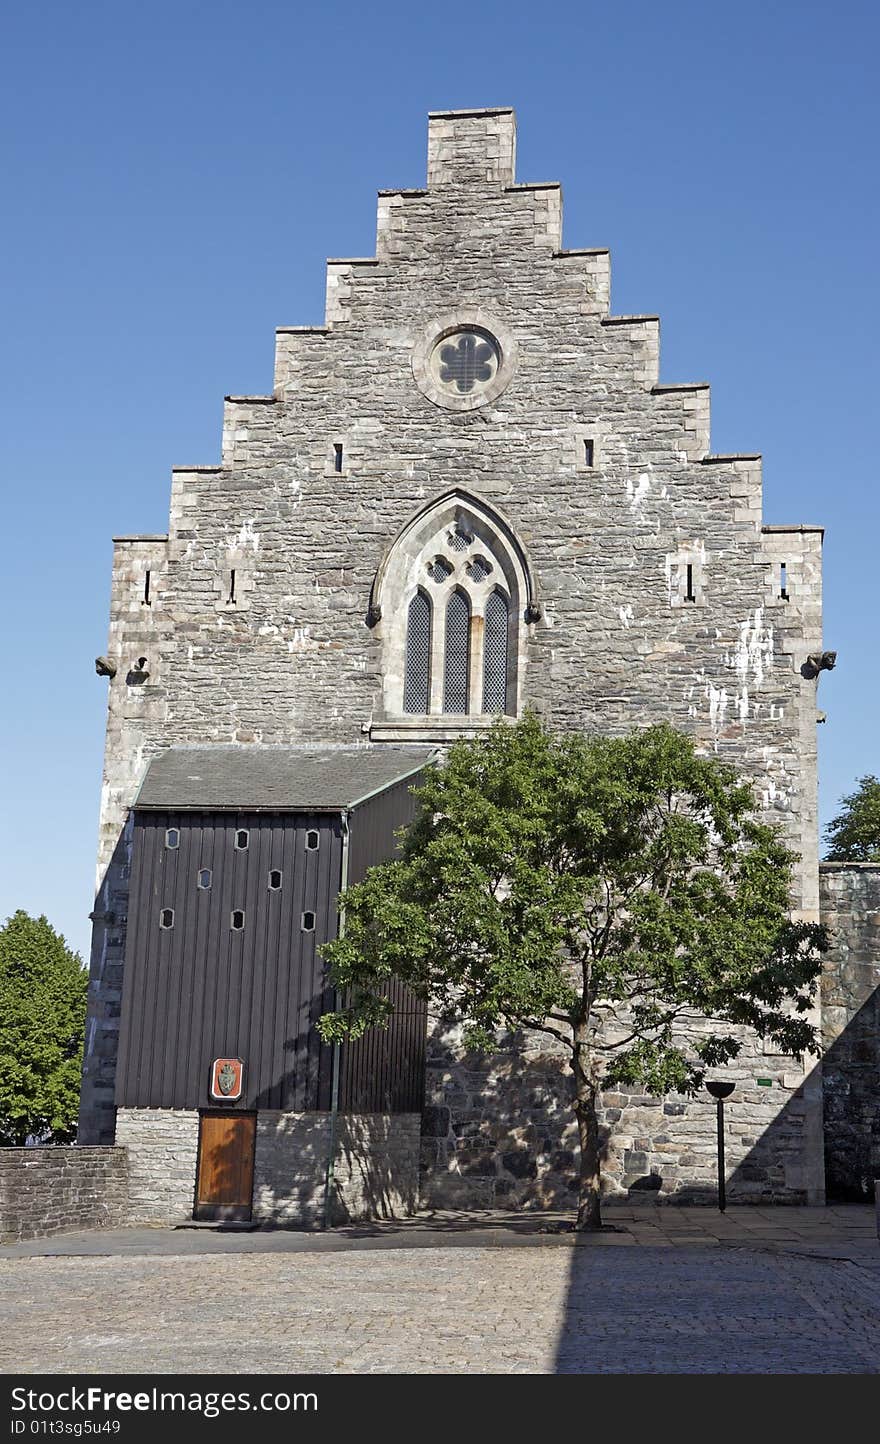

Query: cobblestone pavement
4,1203,877,1257
2,1240,879,1374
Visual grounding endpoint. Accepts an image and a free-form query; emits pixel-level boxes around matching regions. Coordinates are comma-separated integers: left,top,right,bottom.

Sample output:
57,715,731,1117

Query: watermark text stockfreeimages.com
10,1387,317,1421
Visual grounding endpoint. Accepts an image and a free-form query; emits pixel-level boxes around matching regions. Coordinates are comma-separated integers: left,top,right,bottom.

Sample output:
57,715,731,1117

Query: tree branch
509,1015,572,1047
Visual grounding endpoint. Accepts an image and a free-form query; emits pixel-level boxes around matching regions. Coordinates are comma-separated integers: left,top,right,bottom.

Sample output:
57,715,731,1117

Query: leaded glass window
467,555,493,582
404,589,431,713
483,589,509,714
383,494,528,722
438,333,496,393
444,590,470,713
427,555,453,583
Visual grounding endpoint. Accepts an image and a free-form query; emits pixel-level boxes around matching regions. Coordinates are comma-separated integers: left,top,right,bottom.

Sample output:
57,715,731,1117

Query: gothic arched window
374,490,538,729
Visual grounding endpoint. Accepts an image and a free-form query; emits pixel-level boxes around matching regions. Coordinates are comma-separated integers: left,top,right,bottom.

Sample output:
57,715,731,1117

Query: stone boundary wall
820,862,880,1200
0,1147,128,1244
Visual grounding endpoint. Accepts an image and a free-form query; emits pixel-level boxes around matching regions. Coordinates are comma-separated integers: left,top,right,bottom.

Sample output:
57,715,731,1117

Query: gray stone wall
0,1147,128,1244
421,1020,815,1209
254,1112,421,1225
115,1109,199,1223
80,107,828,1201
110,1109,419,1226
79,823,131,1146
820,863,880,1200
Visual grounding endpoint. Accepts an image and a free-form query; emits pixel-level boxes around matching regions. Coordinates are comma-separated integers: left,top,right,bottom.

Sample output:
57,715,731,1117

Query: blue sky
1,0,877,961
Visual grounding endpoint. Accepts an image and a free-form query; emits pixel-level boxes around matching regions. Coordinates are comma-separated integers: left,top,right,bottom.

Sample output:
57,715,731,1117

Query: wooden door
195,1112,256,1221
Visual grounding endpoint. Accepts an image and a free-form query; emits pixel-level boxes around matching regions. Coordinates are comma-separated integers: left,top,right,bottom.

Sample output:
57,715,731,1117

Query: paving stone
2,1239,878,1375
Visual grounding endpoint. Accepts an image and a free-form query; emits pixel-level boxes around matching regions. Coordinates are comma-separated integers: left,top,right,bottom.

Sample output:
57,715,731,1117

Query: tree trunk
573,1036,602,1230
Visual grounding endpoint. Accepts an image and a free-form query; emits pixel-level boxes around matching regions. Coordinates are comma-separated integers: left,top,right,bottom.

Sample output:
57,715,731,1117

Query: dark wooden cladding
346,771,424,885
117,811,342,1112
339,774,428,1113
338,971,427,1113
117,772,428,1116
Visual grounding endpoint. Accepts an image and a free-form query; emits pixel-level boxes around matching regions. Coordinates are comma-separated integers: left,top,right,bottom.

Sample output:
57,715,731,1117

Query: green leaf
824,775,880,861
318,715,825,1205
0,911,88,1145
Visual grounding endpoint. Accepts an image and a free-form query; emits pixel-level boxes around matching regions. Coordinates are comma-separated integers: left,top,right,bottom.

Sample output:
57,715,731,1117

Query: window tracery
377,491,535,727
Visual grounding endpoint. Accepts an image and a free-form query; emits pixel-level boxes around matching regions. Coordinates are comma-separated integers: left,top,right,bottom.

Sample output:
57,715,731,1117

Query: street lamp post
706,1080,735,1213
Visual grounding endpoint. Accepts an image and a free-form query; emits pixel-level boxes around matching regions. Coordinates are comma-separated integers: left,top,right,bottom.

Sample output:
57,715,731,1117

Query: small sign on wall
210,1057,244,1101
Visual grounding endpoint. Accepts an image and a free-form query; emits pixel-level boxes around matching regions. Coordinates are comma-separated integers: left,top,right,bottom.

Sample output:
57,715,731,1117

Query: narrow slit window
780,563,789,600
159,908,174,930
483,590,509,714
231,910,245,931
268,869,283,890
227,569,237,606
305,830,320,851
197,868,212,890
333,443,344,473
685,564,696,603
301,911,316,932
403,589,431,714
583,439,594,468
443,590,470,713
164,828,180,850
234,829,249,851
142,569,152,606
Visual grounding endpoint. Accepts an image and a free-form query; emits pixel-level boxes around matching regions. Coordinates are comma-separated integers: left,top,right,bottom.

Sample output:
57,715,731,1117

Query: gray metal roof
134,745,437,812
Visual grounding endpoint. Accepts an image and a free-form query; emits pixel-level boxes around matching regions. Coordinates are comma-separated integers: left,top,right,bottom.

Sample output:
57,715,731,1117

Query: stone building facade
80,107,836,1214
819,863,880,1201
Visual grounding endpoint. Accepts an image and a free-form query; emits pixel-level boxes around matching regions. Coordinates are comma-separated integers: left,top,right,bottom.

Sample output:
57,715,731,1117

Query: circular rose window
431,330,500,395
412,311,517,412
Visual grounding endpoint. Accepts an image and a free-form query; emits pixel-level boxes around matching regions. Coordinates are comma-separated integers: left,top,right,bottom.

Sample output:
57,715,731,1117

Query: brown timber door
194,1112,256,1221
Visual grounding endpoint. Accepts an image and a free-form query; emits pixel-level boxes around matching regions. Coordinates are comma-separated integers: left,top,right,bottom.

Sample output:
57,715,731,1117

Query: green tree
824,775,880,861
319,715,825,1229
0,911,88,1146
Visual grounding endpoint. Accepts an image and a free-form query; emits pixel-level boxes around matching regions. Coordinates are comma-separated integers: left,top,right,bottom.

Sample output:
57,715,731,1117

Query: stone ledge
428,107,515,120
820,860,880,871
371,717,506,742
703,454,762,463
762,523,825,535
652,381,710,391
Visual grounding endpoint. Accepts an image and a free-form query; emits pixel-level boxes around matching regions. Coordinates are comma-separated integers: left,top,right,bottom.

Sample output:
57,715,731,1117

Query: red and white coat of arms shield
210,1057,244,1101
